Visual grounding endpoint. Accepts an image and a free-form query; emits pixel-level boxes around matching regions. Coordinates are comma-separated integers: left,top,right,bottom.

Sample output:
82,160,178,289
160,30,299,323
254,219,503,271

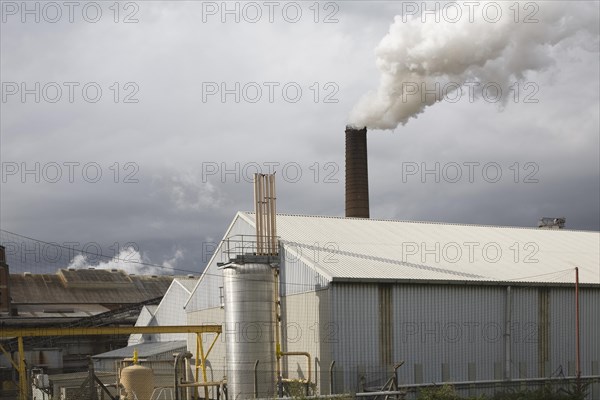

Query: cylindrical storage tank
121,364,155,400
223,263,276,400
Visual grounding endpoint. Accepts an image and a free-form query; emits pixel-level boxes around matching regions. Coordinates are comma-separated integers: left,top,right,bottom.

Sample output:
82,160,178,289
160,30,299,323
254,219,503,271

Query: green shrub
283,379,317,398
416,385,484,400
491,382,590,400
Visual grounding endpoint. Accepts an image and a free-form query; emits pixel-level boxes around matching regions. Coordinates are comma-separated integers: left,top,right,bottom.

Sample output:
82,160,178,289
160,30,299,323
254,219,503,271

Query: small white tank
121,364,155,400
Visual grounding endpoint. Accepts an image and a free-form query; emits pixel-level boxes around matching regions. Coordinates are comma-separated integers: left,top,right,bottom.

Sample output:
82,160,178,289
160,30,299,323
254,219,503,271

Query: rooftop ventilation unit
538,217,566,229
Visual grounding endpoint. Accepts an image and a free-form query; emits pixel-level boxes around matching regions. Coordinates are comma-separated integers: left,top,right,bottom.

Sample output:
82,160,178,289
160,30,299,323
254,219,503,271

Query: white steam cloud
67,247,184,275
349,1,599,130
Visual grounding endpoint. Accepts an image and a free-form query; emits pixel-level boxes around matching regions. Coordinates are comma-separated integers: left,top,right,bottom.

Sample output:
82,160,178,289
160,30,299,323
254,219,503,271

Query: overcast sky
1,1,599,275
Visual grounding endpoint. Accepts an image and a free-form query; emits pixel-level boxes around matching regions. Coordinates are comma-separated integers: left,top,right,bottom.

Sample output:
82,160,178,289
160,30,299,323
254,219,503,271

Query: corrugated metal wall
330,284,380,392
153,282,193,342
280,245,330,296
549,288,600,377
510,287,540,379
327,283,600,395
128,305,157,345
130,281,194,344
280,289,333,392
186,216,255,312
391,285,505,385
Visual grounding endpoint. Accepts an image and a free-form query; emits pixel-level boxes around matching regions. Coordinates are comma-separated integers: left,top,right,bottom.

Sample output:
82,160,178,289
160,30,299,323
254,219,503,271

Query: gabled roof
239,212,599,284
129,278,197,344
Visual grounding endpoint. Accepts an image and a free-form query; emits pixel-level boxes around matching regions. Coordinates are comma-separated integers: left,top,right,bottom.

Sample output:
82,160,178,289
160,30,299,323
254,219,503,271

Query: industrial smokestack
345,126,369,218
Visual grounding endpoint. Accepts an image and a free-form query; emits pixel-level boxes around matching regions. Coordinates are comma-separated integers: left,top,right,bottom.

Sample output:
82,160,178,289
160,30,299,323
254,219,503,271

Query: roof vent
23,272,32,276
187,274,195,278
68,268,76,271
538,217,566,229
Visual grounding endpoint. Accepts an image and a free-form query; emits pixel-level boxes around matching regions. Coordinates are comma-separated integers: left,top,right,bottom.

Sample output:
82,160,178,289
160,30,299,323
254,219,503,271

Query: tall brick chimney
345,126,369,218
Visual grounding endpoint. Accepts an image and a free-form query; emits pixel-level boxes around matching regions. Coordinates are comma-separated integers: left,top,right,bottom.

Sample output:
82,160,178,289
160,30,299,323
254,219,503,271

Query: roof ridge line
240,212,598,232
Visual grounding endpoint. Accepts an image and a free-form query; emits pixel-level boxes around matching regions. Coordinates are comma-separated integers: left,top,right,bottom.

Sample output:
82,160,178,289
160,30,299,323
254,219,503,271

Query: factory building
3,121,599,399
0,261,175,373
127,277,198,345
4,268,173,328
185,211,600,397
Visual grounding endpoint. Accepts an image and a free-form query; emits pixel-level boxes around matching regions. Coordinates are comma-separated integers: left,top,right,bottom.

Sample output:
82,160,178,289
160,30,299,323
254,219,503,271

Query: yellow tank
121,364,155,400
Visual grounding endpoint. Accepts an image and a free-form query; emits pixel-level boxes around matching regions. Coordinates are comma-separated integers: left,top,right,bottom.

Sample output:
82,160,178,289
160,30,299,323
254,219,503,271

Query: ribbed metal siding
549,288,600,376
510,287,539,379
186,216,255,312
280,246,330,296
327,283,598,392
279,289,333,393
187,262,223,311
579,289,600,376
128,306,156,345
330,284,380,392
392,285,505,384
154,282,192,342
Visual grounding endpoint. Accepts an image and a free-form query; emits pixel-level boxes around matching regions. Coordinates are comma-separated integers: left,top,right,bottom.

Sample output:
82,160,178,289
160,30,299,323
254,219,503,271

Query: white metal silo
223,262,276,400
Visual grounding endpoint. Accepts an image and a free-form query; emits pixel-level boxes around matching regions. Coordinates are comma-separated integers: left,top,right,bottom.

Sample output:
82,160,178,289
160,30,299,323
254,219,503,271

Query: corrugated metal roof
11,303,110,318
9,269,175,304
238,212,600,284
92,340,186,359
58,268,133,287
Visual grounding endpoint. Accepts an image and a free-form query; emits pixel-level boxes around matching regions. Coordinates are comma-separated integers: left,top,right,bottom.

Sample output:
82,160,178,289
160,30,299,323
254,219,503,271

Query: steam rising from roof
67,247,184,275
349,2,599,130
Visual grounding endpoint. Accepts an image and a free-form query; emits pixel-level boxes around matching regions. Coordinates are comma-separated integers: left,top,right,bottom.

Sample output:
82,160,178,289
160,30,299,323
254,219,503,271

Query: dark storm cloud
1,1,598,274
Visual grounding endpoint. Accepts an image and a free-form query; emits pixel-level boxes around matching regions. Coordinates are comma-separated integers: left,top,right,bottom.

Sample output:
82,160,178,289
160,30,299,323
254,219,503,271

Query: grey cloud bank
1,1,598,274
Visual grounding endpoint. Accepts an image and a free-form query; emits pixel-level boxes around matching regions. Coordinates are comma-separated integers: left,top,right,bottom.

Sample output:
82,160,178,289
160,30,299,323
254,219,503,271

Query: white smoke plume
349,1,599,130
67,247,184,275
